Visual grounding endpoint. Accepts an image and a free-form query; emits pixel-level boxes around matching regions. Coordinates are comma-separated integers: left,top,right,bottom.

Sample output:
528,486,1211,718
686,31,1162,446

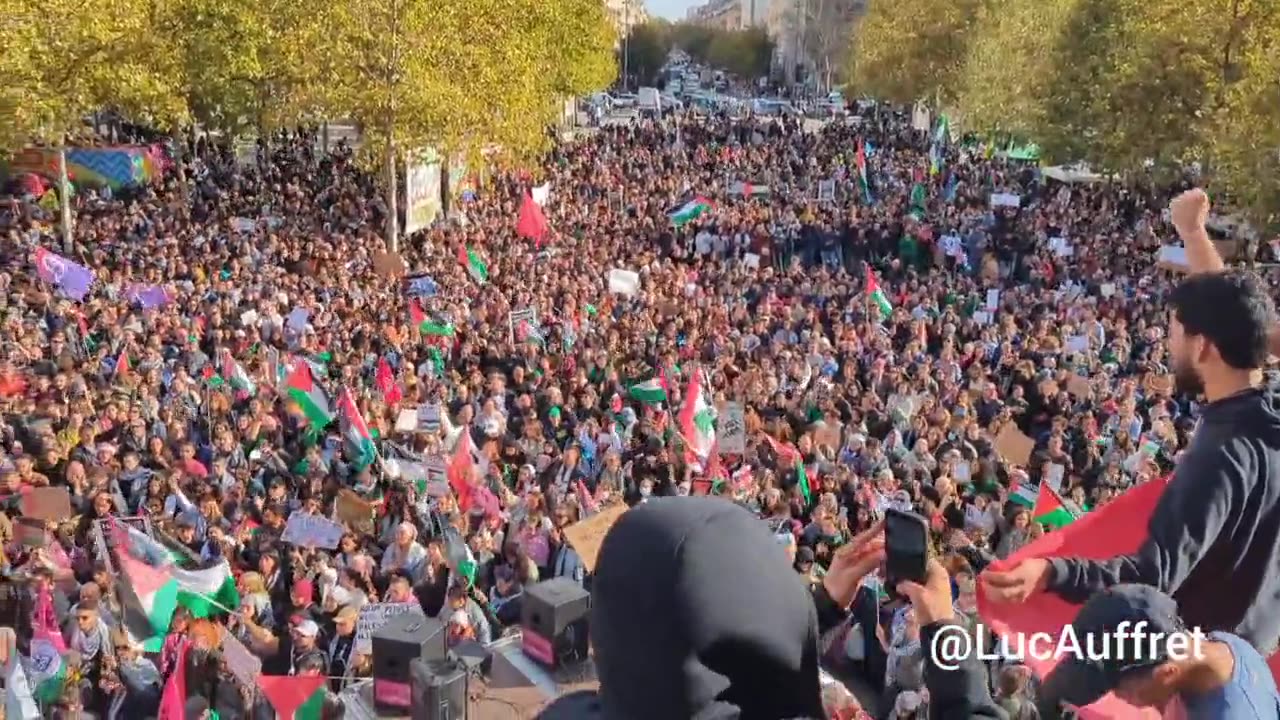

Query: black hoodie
538,497,1004,720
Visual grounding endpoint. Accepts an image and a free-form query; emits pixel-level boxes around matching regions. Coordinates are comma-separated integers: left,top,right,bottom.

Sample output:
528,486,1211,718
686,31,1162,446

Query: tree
848,0,986,106
705,28,774,80
167,0,331,138
1,0,188,249
621,21,674,88
795,0,864,92
322,0,615,250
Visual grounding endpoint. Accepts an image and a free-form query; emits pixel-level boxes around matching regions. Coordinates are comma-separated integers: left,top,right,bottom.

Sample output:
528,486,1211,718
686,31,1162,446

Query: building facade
605,0,649,37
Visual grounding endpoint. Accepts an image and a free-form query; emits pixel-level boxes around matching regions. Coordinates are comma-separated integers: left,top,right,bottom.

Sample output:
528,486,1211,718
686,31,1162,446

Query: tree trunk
58,145,74,253
385,142,400,253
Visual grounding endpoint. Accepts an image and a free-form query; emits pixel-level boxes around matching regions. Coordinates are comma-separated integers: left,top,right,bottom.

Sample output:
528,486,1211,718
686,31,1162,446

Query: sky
647,0,698,20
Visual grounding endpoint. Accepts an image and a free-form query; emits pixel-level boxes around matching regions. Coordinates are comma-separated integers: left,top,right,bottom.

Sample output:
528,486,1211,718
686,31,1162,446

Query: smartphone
884,508,930,587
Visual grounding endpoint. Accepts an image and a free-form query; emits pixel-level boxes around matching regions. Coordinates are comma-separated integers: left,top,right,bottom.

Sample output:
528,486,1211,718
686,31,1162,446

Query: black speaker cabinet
520,577,590,668
410,659,468,720
372,613,447,710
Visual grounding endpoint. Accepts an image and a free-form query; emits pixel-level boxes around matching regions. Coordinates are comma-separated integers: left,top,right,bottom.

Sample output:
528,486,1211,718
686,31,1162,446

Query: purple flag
33,247,94,301
127,283,170,309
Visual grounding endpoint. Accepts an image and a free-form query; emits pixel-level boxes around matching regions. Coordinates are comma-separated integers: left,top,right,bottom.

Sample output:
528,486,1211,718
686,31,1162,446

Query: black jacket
1047,381,1280,654
537,497,1005,719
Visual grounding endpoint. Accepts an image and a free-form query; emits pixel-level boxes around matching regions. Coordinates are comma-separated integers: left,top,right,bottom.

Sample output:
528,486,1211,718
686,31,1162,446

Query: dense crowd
0,104,1274,720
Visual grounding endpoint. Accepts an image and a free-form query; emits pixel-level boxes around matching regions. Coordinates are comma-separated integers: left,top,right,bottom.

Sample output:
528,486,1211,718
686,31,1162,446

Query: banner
9,145,169,189
404,148,442,235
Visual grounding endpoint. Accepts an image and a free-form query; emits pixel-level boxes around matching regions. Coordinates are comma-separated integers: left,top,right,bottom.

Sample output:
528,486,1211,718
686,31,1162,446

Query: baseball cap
1041,584,1188,709
292,579,314,603
294,619,320,638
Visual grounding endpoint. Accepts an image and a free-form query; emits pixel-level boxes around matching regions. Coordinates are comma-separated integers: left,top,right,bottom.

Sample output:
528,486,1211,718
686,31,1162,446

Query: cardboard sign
994,424,1036,467
281,512,344,549
508,308,539,344
990,193,1021,208
356,602,425,653
372,251,407,278
21,487,71,522
15,517,46,547
1066,375,1092,398
221,632,261,688
562,504,628,573
395,408,419,433
718,402,747,454
335,489,374,535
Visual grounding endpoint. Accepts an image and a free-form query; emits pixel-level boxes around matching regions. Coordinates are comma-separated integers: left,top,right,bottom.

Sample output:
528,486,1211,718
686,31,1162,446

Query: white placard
1156,245,1189,271
395,408,419,433
1065,335,1089,354
985,289,1000,311
607,268,640,296
355,602,425,654
990,193,1021,208
1100,283,1116,298
1045,464,1066,493
743,253,761,269
281,513,344,549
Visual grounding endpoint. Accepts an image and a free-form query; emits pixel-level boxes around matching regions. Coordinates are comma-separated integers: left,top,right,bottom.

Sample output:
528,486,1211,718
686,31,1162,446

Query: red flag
980,474,1280,716
515,191,549,247
409,298,426,328
763,433,801,465
259,674,326,719
114,352,130,377
447,430,475,513
157,642,189,720
375,357,402,405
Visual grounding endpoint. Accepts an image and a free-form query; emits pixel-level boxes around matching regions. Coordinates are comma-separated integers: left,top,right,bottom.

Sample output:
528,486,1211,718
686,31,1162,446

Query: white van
637,87,662,117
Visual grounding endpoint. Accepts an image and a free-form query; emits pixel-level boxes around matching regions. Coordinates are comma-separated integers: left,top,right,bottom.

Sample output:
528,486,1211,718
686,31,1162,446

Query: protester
0,103,1272,718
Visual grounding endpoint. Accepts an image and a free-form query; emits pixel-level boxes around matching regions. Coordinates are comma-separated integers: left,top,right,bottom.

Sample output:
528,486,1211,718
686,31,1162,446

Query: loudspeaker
372,614,447,710
520,578,590,668
410,659,468,720
450,639,492,675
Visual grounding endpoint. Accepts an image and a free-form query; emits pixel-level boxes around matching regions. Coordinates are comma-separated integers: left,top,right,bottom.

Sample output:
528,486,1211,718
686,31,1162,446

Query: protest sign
221,632,262,688
995,424,1036,467
281,513,344,549
817,179,835,203
417,403,441,433
21,487,71,522
563,504,628,572
335,489,374,534
395,408,419,433
372,251,407,278
990,193,1021,208
607,269,640,296
356,603,425,653
508,307,540,343
1156,245,1189,272
717,402,746,454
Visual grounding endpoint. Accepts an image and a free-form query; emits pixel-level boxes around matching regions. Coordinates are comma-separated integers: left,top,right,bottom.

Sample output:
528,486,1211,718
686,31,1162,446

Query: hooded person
538,497,887,720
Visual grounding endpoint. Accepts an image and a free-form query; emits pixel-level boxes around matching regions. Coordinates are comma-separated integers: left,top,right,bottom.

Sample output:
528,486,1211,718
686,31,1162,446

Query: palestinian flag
118,541,240,642
628,377,667,405
117,549,180,651
285,360,334,429
1032,484,1077,529
865,267,893,318
677,368,716,470
668,197,713,227
220,349,257,396
458,246,488,284
1010,481,1037,509
172,562,240,618
410,299,454,337
855,140,873,204
337,387,376,471
256,673,327,720
910,182,927,216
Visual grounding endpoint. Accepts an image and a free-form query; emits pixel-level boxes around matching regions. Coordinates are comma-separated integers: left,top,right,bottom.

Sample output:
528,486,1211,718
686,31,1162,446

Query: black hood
541,497,825,720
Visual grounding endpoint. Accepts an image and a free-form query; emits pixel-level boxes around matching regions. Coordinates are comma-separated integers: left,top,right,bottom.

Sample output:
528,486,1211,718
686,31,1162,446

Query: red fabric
259,674,326,719
375,357,402,406
157,643,188,720
447,430,475,513
976,477,1256,718
515,191,549,246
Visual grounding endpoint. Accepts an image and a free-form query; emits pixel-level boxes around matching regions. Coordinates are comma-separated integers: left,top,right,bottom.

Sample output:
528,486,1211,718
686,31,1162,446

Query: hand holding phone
884,508,929,588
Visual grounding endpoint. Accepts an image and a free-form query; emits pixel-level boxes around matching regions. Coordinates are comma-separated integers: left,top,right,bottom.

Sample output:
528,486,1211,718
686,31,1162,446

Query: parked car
611,93,638,108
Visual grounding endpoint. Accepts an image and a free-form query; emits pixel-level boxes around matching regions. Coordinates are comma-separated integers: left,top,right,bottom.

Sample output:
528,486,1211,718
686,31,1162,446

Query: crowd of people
0,101,1278,720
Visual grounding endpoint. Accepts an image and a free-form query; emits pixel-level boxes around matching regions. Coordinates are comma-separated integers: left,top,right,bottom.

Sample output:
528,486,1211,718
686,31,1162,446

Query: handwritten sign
281,513,344,549
356,603,425,653
221,632,262,688
22,487,71,522
562,504,628,573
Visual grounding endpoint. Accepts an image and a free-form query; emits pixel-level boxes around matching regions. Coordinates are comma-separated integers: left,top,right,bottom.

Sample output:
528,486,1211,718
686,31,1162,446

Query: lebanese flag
677,368,716,471
515,191,550,247
979,476,1280,717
